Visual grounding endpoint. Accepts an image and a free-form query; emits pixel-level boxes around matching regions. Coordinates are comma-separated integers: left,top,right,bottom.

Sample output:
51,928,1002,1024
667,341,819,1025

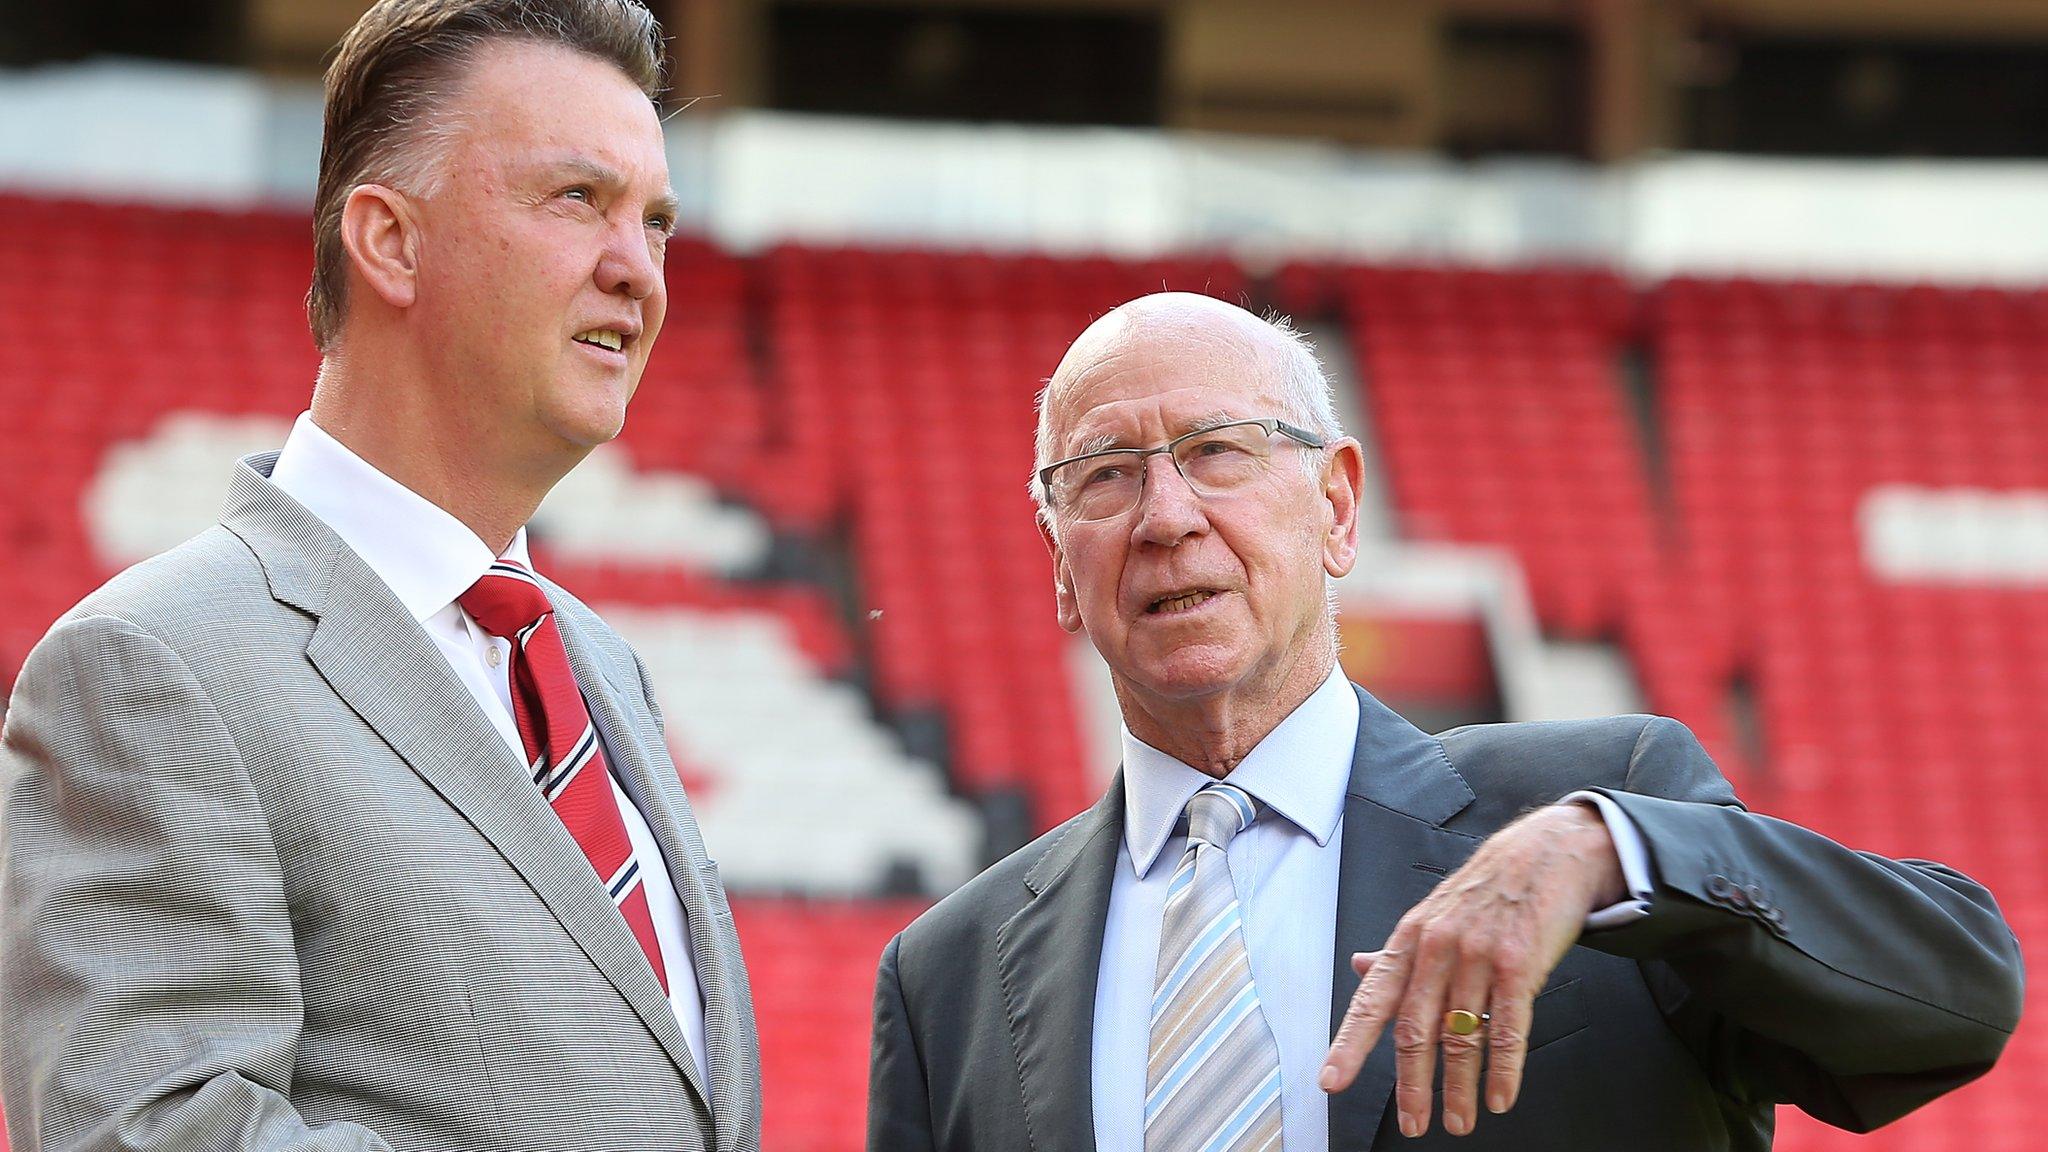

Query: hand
1319,803,1625,1138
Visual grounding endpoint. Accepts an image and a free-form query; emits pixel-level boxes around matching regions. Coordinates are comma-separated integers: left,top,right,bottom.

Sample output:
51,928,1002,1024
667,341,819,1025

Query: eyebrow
540,155,682,228
1066,409,1247,458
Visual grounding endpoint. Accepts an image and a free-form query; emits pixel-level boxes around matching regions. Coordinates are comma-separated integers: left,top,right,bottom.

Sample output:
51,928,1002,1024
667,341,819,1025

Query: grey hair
1030,307,1346,530
1265,310,1345,444
375,105,474,199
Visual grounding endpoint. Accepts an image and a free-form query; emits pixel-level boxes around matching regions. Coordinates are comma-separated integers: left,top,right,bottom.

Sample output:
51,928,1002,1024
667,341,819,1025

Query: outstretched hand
1319,803,1625,1138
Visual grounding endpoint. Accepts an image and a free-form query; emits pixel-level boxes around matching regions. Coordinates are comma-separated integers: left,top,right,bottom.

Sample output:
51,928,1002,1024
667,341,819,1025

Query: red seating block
5,194,2043,1152
732,898,928,1152
1654,276,2048,1152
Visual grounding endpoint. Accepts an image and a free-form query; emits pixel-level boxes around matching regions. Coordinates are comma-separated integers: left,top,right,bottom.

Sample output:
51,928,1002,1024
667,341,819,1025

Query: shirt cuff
1562,790,1654,929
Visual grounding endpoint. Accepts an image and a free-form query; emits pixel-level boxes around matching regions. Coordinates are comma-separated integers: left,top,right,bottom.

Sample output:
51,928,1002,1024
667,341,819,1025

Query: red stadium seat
1652,276,2048,1152
2,195,2042,1152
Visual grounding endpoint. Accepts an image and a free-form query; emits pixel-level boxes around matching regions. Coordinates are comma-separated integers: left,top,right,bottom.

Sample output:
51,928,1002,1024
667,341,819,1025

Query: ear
1039,518,1083,634
1320,437,1365,579
339,183,422,312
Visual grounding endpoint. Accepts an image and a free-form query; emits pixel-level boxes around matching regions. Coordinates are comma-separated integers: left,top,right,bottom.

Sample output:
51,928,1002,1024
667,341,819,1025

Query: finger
1351,950,1384,976
1437,955,1493,1137
1390,925,1458,1138
1483,972,1539,1116
1321,938,1414,1092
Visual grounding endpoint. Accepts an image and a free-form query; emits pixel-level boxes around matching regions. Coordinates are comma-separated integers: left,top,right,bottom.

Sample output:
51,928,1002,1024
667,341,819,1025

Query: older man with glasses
867,291,2021,1152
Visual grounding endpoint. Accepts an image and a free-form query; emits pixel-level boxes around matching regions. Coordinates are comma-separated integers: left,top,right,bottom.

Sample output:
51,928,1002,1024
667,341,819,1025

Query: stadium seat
2,194,2042,1152
1652,276,2048,1152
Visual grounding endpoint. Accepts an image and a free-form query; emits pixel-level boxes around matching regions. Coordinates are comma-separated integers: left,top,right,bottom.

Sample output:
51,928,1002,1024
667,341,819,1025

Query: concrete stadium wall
2,60,2044,285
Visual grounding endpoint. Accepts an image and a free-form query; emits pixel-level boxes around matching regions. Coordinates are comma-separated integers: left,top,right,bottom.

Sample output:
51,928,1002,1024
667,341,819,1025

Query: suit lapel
1327,686,1481,1148
221,456,710,1113
995,784,1125,1152
557,610,753,1150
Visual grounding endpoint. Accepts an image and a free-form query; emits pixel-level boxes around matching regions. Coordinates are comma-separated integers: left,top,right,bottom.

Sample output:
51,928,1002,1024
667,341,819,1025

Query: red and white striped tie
460,560,668,992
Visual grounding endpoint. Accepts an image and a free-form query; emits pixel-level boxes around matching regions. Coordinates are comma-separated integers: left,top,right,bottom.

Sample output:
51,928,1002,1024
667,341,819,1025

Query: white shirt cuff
1563,790,1654,929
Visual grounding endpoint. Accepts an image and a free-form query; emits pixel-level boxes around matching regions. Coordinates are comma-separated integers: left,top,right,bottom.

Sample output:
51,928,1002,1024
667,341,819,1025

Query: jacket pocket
1526,977,1588,1052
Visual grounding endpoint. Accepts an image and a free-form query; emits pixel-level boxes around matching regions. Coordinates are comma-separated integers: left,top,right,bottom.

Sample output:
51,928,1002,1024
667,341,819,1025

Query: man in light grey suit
0,2,758,1149
868,292,2022,1150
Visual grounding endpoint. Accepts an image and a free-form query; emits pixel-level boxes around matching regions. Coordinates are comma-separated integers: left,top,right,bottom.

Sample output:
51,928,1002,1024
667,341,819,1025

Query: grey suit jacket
1,454,761,1151
870,685,2022,1151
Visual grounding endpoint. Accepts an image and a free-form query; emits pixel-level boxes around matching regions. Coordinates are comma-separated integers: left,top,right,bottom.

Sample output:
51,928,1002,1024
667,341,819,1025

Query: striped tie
461,560,668,993
1146,782,1284,1152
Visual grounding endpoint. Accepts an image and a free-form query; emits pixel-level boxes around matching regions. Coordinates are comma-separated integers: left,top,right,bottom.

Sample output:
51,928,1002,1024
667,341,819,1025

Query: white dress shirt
1090,666,1653,1151
270,413,710,1086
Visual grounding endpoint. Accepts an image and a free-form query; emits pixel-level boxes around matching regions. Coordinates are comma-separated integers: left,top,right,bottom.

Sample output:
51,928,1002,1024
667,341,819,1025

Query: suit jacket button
1745,884,1769,910
1706,874,1734,900
1727,886,1751,910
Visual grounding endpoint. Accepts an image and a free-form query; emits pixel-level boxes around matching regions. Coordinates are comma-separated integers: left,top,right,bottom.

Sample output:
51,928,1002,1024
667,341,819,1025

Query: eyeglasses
1035,418,1327,523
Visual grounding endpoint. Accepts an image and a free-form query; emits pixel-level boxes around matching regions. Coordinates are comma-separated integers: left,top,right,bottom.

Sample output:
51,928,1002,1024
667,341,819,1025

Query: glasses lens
1048,423,1288,521
1052,452,1145,521
1173,423,1275,494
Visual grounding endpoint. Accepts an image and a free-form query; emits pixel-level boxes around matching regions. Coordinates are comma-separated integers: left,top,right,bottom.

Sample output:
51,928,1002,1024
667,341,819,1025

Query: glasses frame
1035,417,1328,519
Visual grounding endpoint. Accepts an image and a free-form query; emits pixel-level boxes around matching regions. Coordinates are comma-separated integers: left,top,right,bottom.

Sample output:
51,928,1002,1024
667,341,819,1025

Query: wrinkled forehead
1044,315,1286,455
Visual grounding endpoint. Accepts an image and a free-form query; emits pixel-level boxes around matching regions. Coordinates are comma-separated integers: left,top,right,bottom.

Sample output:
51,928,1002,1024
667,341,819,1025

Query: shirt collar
1120,664,1358,879
268,412,532,623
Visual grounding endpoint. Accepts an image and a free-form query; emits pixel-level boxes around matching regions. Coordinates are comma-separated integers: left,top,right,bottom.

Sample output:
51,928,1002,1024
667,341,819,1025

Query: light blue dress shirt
1092,668,1357,1152
1090,666,1653,1151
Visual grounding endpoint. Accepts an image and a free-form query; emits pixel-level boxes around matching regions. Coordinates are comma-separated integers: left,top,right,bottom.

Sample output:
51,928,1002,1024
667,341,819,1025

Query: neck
311,350,579,555
1117,634,1337,779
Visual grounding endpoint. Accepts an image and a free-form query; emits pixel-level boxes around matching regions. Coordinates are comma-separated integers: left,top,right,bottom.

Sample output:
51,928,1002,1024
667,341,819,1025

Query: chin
1126,644,1257,703
544,402,631,449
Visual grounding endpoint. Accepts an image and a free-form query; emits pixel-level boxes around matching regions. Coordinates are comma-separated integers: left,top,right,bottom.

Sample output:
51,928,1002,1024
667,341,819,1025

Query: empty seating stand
1653,278,2048,1152
1309,261,1750,783
0,193,2041,1151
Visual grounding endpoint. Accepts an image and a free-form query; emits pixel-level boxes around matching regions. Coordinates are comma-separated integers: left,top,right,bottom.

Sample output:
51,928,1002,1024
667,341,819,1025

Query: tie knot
1185,783,1256,851
459,561,553,640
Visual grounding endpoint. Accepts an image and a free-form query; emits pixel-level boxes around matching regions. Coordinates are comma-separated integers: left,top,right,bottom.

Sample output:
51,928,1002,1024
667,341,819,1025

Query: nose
597,215,663,302
1129,452,1207,547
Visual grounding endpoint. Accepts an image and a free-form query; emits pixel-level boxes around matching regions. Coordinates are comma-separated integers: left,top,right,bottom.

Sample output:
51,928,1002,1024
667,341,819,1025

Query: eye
1079,460,1130,487
646,213,675,234
1188,435,1246,456
562,186,595,205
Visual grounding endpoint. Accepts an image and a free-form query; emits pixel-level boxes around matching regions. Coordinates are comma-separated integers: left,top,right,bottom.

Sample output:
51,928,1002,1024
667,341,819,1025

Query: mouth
1146,589,1224,616
571,327,632,357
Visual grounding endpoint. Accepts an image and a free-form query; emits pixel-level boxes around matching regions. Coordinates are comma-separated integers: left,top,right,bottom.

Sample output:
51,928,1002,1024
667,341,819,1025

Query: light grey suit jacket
1,454,760,1151
871,686,2023,1151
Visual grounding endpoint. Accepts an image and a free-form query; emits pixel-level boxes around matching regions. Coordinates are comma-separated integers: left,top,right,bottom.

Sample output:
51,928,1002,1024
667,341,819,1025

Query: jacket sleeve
868,934,940,1152
1580,716,2024,1132
0,614,392,1151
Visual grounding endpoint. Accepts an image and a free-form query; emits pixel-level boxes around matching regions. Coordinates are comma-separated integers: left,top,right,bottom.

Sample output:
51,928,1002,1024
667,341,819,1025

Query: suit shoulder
1434,714,1670,804
897,806,1102,962
1435,713,1664,761
57,527,272,644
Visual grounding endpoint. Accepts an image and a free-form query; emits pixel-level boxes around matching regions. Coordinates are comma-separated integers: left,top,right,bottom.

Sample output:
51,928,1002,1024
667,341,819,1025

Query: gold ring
1444,1009,1485,1036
